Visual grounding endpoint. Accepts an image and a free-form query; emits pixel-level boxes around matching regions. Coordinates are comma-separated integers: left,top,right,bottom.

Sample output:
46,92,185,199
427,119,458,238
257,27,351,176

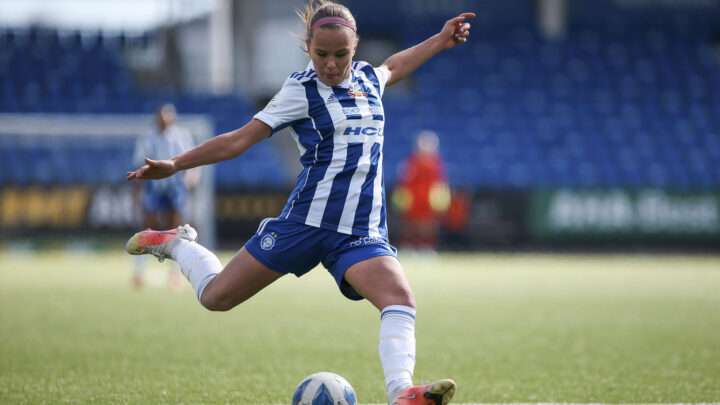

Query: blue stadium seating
0,27,281,188
1,2,719,190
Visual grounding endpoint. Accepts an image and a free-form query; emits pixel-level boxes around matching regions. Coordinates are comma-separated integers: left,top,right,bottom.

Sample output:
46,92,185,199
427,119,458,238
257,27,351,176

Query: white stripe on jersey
337,141,373,234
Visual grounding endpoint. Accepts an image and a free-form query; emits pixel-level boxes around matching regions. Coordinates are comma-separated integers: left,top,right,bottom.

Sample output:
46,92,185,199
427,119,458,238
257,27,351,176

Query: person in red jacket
393,130,450,253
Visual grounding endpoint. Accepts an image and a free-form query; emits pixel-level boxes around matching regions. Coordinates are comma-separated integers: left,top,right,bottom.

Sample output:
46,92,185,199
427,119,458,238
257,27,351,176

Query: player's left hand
438,12,475,50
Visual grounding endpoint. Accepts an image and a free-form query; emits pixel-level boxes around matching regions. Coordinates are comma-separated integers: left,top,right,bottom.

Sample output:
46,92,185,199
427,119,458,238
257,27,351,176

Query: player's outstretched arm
380,12,475,87
126,119,271,181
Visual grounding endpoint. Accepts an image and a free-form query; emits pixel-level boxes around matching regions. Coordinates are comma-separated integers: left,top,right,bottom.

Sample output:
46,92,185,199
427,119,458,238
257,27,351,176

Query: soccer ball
292,372,357,405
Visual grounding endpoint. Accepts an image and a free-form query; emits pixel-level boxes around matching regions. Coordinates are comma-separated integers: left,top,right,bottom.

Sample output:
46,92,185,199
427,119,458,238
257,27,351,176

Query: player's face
307,26,357,87
156,104,176,131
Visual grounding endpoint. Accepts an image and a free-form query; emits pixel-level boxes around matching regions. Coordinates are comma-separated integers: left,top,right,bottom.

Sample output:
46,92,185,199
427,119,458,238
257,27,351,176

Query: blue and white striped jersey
254,61,389,239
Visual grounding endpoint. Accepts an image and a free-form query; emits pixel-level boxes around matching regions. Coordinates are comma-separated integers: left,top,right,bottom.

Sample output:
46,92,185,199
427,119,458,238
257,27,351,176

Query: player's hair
296,0,357,53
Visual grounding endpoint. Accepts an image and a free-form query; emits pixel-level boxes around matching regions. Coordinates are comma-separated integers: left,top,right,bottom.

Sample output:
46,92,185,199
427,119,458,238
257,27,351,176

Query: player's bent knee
372,286,416,310
199,287,240,312
200,294,232,312
406,291,417,308
395,288,416,309
389,279,416,308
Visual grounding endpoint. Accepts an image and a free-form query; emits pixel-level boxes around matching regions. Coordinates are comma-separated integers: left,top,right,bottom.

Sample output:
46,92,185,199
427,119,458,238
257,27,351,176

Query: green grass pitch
1,250,719,404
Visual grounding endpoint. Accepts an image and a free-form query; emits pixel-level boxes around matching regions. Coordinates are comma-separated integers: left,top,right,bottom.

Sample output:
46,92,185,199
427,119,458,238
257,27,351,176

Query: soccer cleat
125,224,197,262
391,379,456,405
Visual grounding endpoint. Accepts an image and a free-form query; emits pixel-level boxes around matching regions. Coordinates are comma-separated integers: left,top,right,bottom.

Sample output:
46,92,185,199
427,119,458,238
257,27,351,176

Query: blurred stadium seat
0,26,286,188
1,1,718,191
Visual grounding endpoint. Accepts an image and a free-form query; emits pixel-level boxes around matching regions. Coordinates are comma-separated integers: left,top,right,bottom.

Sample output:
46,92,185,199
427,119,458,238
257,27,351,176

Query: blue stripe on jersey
304,81,335,139
320,142,364,228
332,86,362,120
358,66,384,121
360,65,382,96
378,166,388,240
282,165,308,216
283,81,336,220
272,119,302,135
293,118,323,166
352,142,381,234
290,69,315,81
378,172,388,239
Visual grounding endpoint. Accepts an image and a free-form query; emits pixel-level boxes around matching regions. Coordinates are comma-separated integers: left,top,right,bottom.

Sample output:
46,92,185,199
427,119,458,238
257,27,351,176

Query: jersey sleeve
253,77,308,135
357,61,389,98
373,66,389,96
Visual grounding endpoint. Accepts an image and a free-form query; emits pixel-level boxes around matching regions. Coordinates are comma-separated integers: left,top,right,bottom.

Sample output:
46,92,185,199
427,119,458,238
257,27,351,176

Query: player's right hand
126,158,178,181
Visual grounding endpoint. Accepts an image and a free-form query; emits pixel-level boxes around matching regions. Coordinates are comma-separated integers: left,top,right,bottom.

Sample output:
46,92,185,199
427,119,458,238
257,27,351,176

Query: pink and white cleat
391,379,456,405
125,224,197,262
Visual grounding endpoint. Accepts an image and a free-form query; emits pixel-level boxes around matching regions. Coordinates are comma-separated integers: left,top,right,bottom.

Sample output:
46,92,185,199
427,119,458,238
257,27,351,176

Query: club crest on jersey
348,89,367,98
260,232,277,250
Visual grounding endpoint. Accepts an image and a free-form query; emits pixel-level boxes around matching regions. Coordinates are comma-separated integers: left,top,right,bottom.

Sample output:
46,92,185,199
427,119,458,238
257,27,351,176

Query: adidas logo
326,94,339,104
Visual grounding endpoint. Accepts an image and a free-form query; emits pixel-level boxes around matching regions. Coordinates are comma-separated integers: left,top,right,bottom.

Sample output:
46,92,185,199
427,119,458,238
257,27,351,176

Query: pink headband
310,16,356,32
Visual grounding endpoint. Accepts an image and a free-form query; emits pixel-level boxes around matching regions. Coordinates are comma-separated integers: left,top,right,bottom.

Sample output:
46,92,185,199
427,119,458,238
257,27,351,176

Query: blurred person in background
392,130,450,254
131,103,199,290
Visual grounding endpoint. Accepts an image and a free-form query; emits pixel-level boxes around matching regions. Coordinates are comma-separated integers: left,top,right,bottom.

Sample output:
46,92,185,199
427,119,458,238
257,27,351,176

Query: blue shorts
142,189,186,212
244,218,397,301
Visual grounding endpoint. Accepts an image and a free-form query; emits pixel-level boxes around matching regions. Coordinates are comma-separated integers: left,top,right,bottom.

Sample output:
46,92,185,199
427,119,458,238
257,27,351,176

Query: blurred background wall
0,0,718,251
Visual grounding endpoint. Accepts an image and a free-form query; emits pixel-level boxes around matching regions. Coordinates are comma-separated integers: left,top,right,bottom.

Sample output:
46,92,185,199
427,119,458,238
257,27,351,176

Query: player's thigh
167,209,183,228
343,255,415,311
201,246,285,311
143,211,159,229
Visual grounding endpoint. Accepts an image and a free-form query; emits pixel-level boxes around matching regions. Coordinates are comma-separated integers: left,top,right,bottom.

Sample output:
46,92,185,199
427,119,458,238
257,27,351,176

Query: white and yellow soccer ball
292,372,357,405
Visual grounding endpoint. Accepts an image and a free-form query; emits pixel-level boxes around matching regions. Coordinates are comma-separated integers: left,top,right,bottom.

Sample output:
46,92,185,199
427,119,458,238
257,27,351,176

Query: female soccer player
126,2,473,404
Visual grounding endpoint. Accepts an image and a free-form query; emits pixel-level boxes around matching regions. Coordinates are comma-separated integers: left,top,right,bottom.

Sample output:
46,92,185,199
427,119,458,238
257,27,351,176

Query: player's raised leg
197,246,284,311
126,224,284,310
343,256,456,405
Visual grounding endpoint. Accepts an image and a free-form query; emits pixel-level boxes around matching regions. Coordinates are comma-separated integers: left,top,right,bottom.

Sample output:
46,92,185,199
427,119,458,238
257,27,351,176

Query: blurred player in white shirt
131,103,198,289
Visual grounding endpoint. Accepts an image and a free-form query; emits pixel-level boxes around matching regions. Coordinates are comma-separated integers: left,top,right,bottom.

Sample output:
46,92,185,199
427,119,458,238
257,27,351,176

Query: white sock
379,305,416,402
171,239,222,302
133,255,147,278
